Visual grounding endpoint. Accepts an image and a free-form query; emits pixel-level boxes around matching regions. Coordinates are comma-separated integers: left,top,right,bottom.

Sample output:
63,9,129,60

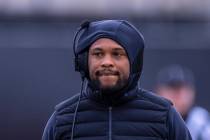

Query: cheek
121,60,130,79
126,64,130,78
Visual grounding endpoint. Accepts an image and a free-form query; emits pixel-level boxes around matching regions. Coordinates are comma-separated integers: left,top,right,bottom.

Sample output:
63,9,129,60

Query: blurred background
0,0,210,139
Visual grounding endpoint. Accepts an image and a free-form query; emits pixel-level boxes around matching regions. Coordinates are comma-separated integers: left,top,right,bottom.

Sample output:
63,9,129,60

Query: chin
100,81,117,88
90,76,127,93
100,82,115,88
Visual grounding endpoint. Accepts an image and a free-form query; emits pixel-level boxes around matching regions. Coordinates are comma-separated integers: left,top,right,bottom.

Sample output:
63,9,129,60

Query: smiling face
88,38,130,93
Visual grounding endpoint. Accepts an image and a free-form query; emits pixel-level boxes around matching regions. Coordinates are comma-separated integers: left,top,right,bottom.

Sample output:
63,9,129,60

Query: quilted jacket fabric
42,86,192,140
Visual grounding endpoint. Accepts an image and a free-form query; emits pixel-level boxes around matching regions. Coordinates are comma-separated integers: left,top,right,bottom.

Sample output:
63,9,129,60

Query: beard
90,69,129,94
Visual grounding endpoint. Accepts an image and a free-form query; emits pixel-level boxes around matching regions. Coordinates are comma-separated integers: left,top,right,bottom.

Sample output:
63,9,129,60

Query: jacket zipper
109,106,112,140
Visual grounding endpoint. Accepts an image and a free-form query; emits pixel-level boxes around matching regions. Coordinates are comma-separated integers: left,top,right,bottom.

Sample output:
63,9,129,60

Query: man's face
88,38,130,93
157,86,195,117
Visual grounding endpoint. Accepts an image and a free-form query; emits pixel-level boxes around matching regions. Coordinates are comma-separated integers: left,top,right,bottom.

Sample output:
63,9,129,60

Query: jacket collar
83,80,139,107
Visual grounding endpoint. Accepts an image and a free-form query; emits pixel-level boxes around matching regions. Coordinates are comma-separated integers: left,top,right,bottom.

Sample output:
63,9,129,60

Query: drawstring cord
71,78,85,140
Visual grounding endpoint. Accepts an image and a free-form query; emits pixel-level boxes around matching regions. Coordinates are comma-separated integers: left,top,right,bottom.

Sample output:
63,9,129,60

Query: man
42,20,192,140
155,64,210,140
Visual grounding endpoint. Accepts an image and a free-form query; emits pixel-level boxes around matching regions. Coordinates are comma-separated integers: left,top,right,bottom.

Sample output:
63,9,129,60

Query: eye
92,52,103,57
112,51,126,58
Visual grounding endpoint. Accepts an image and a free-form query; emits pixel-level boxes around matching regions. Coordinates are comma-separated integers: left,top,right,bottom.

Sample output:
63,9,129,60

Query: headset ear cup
75,52,88,78
73,21,90,77
74,56,80,72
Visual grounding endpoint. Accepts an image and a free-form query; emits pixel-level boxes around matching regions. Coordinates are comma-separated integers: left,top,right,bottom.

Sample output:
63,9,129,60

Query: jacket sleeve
168,106,192,140
42,112,56,140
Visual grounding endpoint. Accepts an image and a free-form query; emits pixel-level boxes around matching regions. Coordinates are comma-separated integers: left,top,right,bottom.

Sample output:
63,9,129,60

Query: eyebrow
90,48,103,51
112,48,125,51
90,47,126,53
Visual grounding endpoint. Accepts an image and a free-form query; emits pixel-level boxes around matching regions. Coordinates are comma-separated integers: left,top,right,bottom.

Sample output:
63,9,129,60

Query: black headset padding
73,21,90,79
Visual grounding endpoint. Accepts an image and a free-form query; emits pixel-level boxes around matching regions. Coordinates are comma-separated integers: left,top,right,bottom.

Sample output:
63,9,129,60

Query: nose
101,55,114,68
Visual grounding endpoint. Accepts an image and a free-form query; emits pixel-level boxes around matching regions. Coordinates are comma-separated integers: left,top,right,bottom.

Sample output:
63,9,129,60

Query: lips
101,73,116,76
96,69,119,76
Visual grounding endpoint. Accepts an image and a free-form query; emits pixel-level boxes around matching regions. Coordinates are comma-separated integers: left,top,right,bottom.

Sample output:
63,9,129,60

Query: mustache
95,69,120,76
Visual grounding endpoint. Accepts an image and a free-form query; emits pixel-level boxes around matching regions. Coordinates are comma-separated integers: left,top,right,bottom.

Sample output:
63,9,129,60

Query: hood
75,20,145,93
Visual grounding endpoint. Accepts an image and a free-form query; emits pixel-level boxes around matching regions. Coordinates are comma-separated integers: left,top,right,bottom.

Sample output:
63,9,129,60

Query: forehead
89,38,126,51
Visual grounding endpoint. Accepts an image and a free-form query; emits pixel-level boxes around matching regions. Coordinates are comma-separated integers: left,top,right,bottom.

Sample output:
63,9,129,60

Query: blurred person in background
155,64,210,140
42,20,192,140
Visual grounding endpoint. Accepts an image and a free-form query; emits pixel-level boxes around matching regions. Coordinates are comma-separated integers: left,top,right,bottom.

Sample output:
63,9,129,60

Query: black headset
71,21,91,140
73,21,90,79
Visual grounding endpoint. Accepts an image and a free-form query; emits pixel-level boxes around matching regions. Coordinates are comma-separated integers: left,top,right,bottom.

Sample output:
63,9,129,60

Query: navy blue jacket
42,86,192,140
